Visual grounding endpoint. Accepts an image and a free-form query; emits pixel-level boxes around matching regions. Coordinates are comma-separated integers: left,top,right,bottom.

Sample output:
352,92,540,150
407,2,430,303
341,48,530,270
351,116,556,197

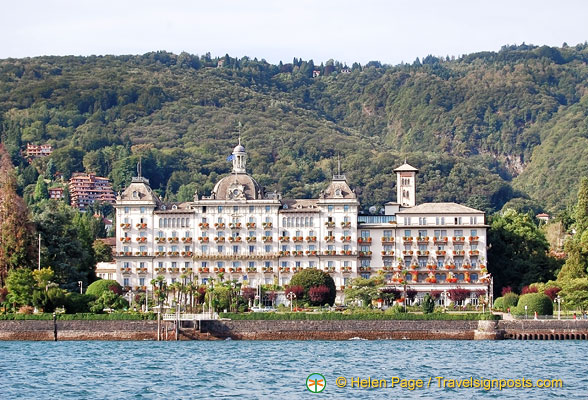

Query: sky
2,0,588,66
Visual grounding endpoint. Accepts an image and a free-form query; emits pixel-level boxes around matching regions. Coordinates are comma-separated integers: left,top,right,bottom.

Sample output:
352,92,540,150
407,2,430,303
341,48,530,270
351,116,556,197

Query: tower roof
394,163,419,172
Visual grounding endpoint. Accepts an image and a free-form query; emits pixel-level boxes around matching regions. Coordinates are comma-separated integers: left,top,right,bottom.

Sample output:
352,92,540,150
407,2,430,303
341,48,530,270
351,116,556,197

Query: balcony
198,236,210,243
120,237,131,243
381,237,394,244
453,250,466,256
136,267,148,274
198,222,209,229
324,236,335,243
262,236,273,242
135,237,147,243
167,237,179,243
214,237,225,242
340,221,351,228
181,237,193,243
246,236,257,242
402,236,413,244
340,235,351,242
261,222,273,228
416,236,429,244
434,237,448,244
293,236,304,242
416,250,430,256
325,221,335,228
228,236,242,243
357,237,372,244
469,236,479,243
214,223,226,229
381,250,395,257
305,250,319,256
359,251,372,257
323,250,337,256
246,222,256,229
358,266,371,272
452,236,465,243
136,223,147,230
229,223,242,229
306,236,317,242
279,236,290,242
120,223,131,230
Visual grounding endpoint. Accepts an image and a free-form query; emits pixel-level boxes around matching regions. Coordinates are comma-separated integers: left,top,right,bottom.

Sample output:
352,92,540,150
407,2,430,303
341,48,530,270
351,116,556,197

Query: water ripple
0,340,586,399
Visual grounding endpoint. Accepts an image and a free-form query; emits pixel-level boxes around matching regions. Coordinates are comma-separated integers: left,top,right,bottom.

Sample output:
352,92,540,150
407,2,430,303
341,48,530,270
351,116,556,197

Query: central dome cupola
232,138,247,174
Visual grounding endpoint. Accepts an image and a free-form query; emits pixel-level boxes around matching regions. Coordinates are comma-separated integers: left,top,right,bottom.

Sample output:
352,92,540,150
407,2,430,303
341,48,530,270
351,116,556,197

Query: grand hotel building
113,142,490,303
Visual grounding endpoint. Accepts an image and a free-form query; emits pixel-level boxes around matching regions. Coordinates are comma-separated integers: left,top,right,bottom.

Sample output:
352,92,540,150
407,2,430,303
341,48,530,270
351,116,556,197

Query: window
202,261,208,268
344,205,349,212
217,245,224,253
404,230,411,237
139,245,147,252
454,217,462,225
418,230,427,238
327,261,334,268
185,261,190,268
264,245,271,252
454,230,463,236
202,245,208,253
171,261,177,268
233,246,239,254
158,262,163,268
295,261,301,268
139,277,145,286
436,217,445,225
249,246,254,254
361,230,370,238
384,230,392,237
217,206,223,213
419,217,426,225
470,216,477,224
124,207,130,214
309,261,315,268
158,231,164,238
265,206,270,212
344,216,350,223
233,206,239,213
184,246,191,252
470,229,478,237
328,205,334,212
265,261,271,268
123,278,129,286
418,244,426,251
249,206,255,213
140,207,146,213
281,261,288,268
249,261,255,269
404,217,411,226
295,230,302,237
434,230,447,239
265,230,271,237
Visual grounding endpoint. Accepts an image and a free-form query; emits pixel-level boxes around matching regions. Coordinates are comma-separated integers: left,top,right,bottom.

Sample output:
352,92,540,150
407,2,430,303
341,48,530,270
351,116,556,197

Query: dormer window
132,191,138,199
335,189,342,197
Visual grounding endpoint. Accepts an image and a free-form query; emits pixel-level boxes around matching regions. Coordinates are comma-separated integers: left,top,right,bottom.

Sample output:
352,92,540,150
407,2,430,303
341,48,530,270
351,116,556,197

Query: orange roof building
69,173,116,210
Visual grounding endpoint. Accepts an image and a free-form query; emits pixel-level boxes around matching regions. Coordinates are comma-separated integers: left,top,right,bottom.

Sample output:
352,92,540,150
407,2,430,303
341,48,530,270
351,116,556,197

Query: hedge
219,312,500,321
0,313,156,321
513,293,553,316
493,297,505,311
502,292,519,311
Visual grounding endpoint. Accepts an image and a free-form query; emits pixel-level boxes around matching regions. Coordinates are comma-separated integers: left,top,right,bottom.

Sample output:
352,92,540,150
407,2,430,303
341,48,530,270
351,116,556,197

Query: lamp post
77,281,83,294
286,291,296,312
442,289,448,311
554,295,562,320
525,305,528,320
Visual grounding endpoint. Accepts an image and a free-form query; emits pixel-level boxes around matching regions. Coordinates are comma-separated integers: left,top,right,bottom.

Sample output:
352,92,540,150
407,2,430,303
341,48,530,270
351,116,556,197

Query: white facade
113,142,489,303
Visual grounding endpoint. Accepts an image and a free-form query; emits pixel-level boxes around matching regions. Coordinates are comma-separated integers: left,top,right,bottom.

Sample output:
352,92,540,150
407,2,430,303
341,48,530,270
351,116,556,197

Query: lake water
0,340,585,399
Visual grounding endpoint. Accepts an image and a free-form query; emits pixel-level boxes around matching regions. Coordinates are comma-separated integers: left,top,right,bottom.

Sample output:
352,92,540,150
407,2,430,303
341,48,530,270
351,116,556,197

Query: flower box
262,222,273,228
381,237,394,243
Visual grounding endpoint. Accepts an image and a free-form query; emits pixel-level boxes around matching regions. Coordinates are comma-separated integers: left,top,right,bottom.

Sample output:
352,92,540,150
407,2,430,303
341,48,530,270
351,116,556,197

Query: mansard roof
119,177,160,204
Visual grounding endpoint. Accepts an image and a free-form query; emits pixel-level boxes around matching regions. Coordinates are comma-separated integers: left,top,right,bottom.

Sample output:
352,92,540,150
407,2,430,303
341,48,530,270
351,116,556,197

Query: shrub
521,285,538,294
289,269,336,305
513,293,553,316
544,287,561,301
502,292,519,311
218,312,500,321
501,286,512,296
309,285,331,306
86,279,122,298
448,288,470,303
493,297,505,311
64,293,94,313
422,293,435,314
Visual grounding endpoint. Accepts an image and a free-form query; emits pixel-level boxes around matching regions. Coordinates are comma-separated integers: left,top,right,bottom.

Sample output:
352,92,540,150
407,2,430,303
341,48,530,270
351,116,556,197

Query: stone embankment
2,318,588,341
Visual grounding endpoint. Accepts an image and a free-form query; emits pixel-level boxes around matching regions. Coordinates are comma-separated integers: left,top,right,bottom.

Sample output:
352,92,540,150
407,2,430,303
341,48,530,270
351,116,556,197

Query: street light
286,291,296,312
554,295,562,320
77,281,83,294
525,305,528,320
442,289,448,311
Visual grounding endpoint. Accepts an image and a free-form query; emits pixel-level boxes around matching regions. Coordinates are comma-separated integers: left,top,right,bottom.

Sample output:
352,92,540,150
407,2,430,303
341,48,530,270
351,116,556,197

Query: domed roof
233,144,245,153
212,173,263,200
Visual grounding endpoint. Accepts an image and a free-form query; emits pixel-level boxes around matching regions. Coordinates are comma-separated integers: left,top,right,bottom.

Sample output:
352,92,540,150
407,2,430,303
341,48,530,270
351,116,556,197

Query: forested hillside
1,43,588,214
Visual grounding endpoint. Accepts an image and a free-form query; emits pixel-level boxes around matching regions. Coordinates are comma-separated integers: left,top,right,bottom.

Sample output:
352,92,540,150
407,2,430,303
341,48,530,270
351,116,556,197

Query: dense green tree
93,240,113,263
6,267,35,308
289,269,336,305
33,201,94,288
422,293,435,313
560,278,588,312
33,175,49,202
558,178,588,281
488,209,561,295
86,279,122,298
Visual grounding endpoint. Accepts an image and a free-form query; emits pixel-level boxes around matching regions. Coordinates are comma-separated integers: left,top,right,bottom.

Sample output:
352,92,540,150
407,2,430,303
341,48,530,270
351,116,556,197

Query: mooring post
53,312,57,341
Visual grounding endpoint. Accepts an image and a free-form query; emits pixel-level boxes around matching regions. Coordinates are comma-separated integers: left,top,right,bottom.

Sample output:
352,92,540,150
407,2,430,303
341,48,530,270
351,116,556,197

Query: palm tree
150,275,167,311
